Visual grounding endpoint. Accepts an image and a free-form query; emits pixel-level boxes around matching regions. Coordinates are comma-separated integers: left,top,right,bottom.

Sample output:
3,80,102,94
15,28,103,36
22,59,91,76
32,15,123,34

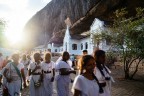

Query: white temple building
34,18,111,55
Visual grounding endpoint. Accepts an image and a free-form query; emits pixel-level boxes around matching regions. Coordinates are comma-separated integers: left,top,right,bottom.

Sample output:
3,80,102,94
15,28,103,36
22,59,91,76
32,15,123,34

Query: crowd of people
0,49,114,96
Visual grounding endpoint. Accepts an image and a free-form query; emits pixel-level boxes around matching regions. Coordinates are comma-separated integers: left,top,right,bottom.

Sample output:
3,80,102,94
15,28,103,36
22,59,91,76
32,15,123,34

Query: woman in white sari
41,52,55,96
3,53,26,96
20,54,30,82
55,51,76,96
93,50,114,96
28,53,43,96
72,55,101,96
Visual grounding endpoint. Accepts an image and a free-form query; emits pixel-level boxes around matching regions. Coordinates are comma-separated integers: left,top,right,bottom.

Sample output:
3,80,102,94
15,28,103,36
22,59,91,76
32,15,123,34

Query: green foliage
0,19,7,47
101,7,144,79
91,32,102,47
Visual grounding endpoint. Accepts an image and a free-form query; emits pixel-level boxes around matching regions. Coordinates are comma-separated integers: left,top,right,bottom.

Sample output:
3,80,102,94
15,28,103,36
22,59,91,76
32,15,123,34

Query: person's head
82,50,88,55
22,54,27,60
62,51,70,61
33,52,41,62
79,55,96,74
93,50,106,64
6,56,9,59
11,53,20,63
27,55,31,59
0,53,2,57
44,52,51,62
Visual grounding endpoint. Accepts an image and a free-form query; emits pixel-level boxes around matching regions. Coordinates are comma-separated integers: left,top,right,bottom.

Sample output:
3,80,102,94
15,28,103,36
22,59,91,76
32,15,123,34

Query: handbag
32,77,41,88
33,63,42,88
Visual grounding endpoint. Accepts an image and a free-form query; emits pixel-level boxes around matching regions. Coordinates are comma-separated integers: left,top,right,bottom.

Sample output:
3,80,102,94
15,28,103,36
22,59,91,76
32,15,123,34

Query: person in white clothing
94,50,113,96
72,55,102,96
20,54,30,82
27,55,31,63
41,52,55,96
28,53,43,96
3,53,26,96
55,56,73,68
55,51,76,96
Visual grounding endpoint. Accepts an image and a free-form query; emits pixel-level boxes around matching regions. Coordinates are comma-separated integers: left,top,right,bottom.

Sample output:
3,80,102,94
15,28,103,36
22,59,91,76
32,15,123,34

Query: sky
0,0,51,45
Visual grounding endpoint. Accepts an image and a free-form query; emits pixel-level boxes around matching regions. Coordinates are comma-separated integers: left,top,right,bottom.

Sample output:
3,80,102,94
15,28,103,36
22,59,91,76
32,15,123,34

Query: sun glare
1,0,51,47
4,18,25,45
5,27,24,45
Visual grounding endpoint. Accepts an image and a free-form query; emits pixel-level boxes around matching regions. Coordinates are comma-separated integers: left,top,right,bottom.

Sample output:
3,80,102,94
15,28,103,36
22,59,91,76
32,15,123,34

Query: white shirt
72,75,99,96
55,57,73,69
55,61,71,82
29,62,42,82
94,66,112,96
29,62,42,73
94,66,111,83
55,61,71,70
5,62,24,81
20,59,29,69
41,61,55,79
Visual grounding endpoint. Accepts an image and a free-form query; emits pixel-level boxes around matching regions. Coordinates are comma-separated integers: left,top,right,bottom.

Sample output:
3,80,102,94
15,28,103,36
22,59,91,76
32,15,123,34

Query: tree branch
130,58,143,79
128,56,139,68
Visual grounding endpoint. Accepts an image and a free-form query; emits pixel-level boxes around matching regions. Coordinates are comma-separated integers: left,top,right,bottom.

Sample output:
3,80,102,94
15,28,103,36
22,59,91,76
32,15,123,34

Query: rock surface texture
24,0,144,47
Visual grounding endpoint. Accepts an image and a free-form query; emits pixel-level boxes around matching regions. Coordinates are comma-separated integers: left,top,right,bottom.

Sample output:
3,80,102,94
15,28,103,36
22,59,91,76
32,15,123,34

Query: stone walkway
22,66,144,96
111,66,144,96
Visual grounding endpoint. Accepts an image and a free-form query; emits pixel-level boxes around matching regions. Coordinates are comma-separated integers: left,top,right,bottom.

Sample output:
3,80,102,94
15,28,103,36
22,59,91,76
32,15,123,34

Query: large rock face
24,0,144,48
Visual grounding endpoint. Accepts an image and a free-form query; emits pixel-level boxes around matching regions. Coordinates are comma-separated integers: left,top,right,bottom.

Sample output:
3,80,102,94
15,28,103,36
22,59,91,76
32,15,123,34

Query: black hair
80,55,104,94
94,50,110,80
93,50,105,61
33,53,40,61
80,55,94,74
62,51,69,58
82,50,88,53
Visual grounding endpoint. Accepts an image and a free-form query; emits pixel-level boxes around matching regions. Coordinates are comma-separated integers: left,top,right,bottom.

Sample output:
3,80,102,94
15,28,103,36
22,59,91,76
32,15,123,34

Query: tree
0,19,10,48
91,32,102,48
0,19,5,42
101,8,144,79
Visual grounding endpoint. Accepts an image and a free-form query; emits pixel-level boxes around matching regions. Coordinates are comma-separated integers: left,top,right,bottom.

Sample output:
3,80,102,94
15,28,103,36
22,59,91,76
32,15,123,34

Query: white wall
47,43,62,53
79,37,93,55
64,37,94,55
69,39,81,55
47,18,111,55
90,18,110,52
91,18,104,32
